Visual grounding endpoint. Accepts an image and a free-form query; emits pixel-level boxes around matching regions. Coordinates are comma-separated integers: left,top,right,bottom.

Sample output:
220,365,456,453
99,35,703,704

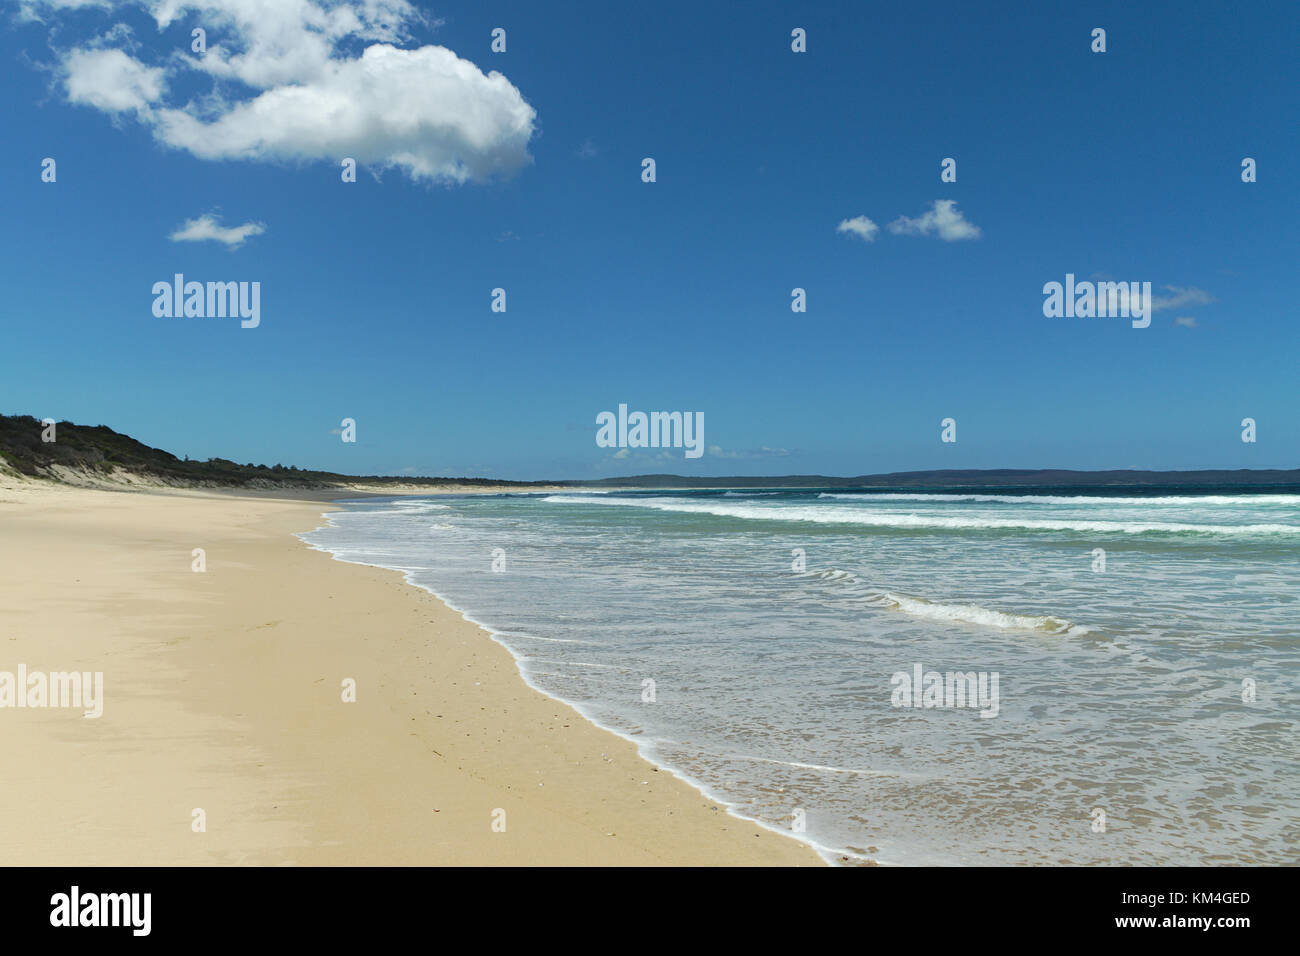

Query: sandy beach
0,476,821,866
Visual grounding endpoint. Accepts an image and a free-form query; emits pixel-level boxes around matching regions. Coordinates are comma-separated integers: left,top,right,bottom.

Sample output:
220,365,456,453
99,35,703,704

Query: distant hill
577,469,1300,490
3,414,1297,491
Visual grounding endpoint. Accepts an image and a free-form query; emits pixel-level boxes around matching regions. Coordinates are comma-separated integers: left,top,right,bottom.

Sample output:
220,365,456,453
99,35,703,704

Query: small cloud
604,448,693,464
836,215,879,242
575,138,598,158
1173,316,1199,328
888,199,981,241
496,230,520,242
20,0,111,22
170,213,266,249
62,47,166,115
327,427,344,435
706,445,790,460
1151,285,1215,312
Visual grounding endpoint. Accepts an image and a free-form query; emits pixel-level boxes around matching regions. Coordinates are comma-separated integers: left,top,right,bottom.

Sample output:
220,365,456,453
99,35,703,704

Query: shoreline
0,478,823,866
302,500,852,865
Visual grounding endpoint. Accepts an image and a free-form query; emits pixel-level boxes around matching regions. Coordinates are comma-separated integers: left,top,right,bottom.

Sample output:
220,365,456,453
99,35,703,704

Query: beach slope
0,479,820,865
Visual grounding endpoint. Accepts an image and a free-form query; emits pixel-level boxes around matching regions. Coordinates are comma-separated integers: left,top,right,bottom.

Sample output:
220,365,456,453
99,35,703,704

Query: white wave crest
817,492,1300,506
542,496,1298,536
803,568,1086,635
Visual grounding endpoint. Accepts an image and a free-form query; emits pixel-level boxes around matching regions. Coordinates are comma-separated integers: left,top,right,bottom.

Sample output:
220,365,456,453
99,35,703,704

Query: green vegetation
0,414,547,489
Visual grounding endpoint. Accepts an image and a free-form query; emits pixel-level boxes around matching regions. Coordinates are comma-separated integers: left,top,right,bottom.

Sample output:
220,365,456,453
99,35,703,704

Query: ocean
300,487,1300,865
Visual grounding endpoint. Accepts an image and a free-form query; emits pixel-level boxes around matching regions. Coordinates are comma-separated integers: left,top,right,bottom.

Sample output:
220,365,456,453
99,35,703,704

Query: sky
1,0,1296,480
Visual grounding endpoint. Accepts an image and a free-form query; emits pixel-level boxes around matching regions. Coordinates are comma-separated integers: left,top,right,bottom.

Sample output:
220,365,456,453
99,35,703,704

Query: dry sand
0,477,822,865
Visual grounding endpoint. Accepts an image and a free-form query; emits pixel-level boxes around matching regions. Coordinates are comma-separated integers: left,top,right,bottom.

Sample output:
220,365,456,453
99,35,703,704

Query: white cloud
1151,286,1215,312
46,0,536,184
1079,278,1217,317
152,45,535,182
836,215,879,242
604,449,688,464
887,199,982,241
169,213,266,248
705,445,790,460
62,48,166,114
153,0,420,89
19,0,109,22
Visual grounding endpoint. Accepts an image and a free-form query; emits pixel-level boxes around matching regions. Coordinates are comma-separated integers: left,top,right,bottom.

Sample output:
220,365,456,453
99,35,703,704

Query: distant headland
2,414,1296,492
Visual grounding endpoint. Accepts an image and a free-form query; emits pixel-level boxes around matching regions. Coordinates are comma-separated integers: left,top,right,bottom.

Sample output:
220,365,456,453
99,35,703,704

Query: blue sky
2,0,1296,479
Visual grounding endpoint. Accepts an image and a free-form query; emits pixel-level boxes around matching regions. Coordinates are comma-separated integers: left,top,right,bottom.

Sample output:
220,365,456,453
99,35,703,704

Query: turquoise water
301,488,1300,865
